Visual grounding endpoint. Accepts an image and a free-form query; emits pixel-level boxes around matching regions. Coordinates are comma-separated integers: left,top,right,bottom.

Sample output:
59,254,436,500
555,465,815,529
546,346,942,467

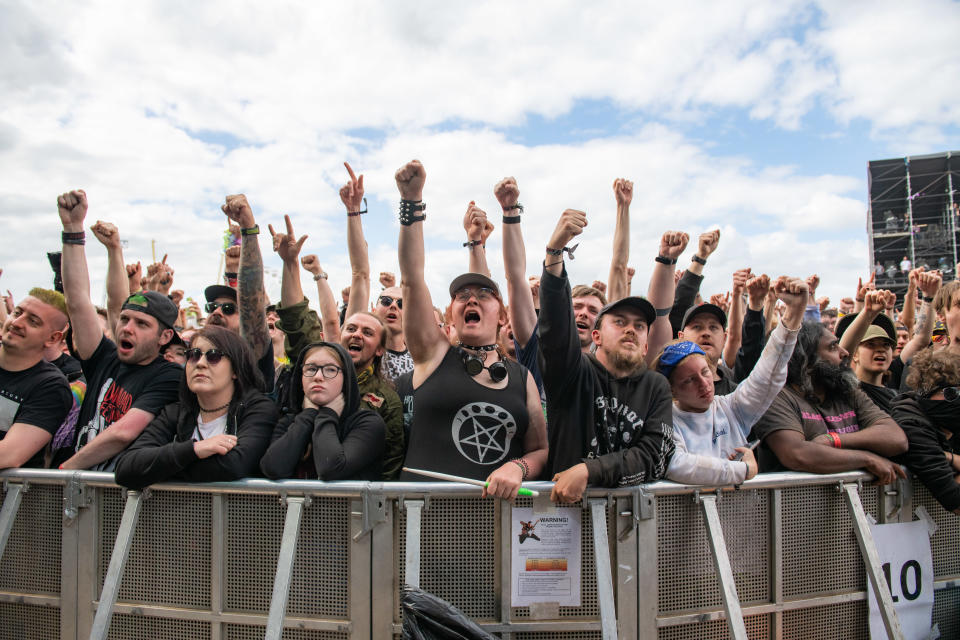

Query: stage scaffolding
867,151,960,302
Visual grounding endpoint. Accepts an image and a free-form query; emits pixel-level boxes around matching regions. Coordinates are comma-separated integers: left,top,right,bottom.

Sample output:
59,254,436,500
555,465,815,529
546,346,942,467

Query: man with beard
268,210,405,480
540,209,674,503
750,322,908,484
54,190,181,470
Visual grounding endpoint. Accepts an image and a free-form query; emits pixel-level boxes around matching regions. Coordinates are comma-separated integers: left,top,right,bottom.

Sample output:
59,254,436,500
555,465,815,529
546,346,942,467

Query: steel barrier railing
0,469,956,640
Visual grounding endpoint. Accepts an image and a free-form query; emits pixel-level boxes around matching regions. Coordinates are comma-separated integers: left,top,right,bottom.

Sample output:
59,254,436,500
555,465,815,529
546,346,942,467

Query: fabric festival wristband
463,240,483,248
655,307,671,317
655,255,676,265
829,432,841,448
691,255,707,265
502,215,522,224
62,231,86,245
241,225,259,236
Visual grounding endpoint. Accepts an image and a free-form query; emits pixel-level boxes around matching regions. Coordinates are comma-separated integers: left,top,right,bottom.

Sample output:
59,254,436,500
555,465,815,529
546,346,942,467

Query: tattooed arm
222,194,270,356
901,270,942,364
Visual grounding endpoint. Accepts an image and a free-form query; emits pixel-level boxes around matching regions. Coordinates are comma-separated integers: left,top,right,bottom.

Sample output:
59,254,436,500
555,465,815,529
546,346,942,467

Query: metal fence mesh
222,624,349,640
782,600,868,640
0,601,60,640
657,613,769,640
0,484,61,595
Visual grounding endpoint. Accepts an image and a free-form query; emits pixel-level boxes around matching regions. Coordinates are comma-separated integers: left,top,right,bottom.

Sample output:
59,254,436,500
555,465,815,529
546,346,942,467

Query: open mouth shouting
117,337,135,356
464,309,481,326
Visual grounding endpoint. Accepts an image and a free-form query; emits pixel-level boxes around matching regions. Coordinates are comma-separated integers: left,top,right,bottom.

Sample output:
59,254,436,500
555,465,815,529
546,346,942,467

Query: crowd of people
0,159,958,516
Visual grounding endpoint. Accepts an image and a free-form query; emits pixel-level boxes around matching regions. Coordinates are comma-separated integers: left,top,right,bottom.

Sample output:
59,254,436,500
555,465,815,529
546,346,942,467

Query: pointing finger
344,162,357,183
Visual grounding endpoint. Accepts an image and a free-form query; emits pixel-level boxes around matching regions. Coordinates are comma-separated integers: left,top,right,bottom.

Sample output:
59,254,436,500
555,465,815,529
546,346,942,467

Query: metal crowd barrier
0,469,956,639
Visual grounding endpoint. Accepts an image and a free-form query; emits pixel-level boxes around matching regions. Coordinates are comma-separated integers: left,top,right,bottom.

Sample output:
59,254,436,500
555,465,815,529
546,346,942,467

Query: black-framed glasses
454,286,497,303
205,301,237,315
302,363,343,379
185,348,228,366
378,295,402,309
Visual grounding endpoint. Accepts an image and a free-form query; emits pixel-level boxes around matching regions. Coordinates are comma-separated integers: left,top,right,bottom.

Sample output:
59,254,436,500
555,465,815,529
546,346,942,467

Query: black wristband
347,197,368,217
503,203,524,213
463,240,483,248
502,215,522,224
240,225,259,236
655,255,676,265
399,200,427,226
922,295,934,303
546,243,579,260
224,272,238,280
62,231,86,245
692,255,707,265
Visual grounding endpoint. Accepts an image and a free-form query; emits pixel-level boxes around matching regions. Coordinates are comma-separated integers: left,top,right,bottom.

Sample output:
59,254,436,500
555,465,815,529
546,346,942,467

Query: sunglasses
205,301,237,315
378,296,402,309
185,348,228,365
302,363,343,379
454,287,497,303
929,386,960,401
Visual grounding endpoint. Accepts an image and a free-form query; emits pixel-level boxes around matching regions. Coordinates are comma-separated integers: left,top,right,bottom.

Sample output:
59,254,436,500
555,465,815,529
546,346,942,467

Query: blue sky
1,0,959,310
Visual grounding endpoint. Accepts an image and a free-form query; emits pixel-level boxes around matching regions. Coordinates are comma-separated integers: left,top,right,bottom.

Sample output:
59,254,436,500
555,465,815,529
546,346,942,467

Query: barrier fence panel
0,469,955,639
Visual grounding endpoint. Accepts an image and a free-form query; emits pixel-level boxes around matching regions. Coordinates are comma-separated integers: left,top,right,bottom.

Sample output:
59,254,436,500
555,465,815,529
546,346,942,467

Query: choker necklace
457,341,499,351
199,401,230,413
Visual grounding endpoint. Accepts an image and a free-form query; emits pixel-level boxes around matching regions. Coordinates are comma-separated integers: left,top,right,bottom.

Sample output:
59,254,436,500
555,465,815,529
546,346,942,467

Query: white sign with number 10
868,520,934,640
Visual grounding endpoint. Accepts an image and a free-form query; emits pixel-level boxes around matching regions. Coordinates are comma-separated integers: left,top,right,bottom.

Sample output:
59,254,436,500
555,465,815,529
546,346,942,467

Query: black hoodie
891,392,960,513
260,342,385,481
114,388,278,490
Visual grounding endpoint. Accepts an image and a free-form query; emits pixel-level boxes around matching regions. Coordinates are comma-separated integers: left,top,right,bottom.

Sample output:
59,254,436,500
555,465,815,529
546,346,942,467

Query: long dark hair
787,322,855,403
179,325,263,413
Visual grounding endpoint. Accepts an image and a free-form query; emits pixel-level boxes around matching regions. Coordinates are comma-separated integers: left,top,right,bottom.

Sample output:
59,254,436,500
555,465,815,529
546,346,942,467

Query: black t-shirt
52,352,84,382
53,336,182,470
0,359,72,468
860,381,896,414
257,343,275,394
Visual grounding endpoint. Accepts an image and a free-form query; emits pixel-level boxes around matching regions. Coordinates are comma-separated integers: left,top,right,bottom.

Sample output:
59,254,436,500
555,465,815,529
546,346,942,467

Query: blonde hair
27,288,68,318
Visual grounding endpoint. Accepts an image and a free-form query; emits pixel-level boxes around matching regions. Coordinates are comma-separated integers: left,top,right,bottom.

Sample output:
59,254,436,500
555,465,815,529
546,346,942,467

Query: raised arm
734,272,770,381
496,177,537,347
89,220,129,336
901,269,942,363
646,231,689,365
395,160,445,370
57,190,103,360
301,255,342,343
463,201,493,277
341,162,371,319
900,268,919,334
222,195,270,356
838,289,892,354
722,268,750,367
273,214,308,310
607,178,633,302
668,230,719,336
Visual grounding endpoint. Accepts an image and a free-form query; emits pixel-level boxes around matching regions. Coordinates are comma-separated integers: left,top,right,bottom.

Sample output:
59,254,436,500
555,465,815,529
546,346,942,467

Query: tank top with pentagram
399,346,529,482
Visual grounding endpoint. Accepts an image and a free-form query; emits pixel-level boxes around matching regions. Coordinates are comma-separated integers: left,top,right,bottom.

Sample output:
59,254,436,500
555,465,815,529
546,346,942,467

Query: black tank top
400,346,529,481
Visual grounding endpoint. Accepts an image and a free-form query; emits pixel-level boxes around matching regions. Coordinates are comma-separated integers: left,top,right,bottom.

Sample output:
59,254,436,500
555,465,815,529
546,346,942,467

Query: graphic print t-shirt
0,359,72,468
57,336,181,470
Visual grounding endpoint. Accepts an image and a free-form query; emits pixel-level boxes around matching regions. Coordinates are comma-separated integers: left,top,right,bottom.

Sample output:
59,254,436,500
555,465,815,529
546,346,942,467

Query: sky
1,0,959,312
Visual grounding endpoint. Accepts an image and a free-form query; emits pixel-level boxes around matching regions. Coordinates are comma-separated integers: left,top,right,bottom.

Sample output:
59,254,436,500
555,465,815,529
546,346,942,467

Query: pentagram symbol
452,402,517,465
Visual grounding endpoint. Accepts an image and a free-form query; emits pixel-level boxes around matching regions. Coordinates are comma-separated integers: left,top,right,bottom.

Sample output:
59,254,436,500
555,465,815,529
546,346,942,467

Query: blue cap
656,341,707,379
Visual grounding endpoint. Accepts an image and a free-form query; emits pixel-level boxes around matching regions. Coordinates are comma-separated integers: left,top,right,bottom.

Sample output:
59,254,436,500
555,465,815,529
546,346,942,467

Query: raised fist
626,267,635,286
817,296,830,311
339,162,365,212
379,272,396,288
908,267,924,289
300,254,322,276
494,177,520,210
856,272,876,301
591,280,608,295
170,290,184,307
90,220,122,250
918,270,942,298
746,273,771,310
463,201,494,243
773,276,808,309
221,194,255,229
806,274,820,296
548,209,587,251
697,229,720,258
732,268,752,295
57,190,88,228
674,269,683,286
341,286,350,304
613,178,633,206
268,215,308,265
528,275,540,302
224,245,241,273
659,231,690,261
394,160,425,201
126,262,143,294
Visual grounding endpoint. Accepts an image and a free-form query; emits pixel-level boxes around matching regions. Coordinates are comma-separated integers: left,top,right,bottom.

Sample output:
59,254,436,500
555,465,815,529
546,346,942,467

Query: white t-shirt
193,413,228,441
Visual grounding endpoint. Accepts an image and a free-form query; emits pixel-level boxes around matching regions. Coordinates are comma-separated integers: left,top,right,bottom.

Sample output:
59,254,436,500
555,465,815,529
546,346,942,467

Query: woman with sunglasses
114,326,278,489
260,342,385,480
890,348,960,515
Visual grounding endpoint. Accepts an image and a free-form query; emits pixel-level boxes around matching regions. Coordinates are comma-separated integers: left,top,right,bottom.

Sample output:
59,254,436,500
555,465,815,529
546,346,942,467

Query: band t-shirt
751,385,888,471
0,360,72,468
382,349,414,385
54,336,182,470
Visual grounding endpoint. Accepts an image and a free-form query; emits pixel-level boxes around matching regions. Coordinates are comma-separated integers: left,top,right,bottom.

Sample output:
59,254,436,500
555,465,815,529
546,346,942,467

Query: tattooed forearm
239,234,270,355
914,306,928,337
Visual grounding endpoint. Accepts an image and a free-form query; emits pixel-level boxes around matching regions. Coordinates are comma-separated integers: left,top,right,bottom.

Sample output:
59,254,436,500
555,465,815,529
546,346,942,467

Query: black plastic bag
401,585,497,640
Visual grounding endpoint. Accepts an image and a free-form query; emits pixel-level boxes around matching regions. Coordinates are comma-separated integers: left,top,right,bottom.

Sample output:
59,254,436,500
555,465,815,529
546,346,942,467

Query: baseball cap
594,296,656,330
204,284,237,303
681,303,728,330
121,291,178,330
448,273,502,299
860,325,895,345
835,311,896,342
